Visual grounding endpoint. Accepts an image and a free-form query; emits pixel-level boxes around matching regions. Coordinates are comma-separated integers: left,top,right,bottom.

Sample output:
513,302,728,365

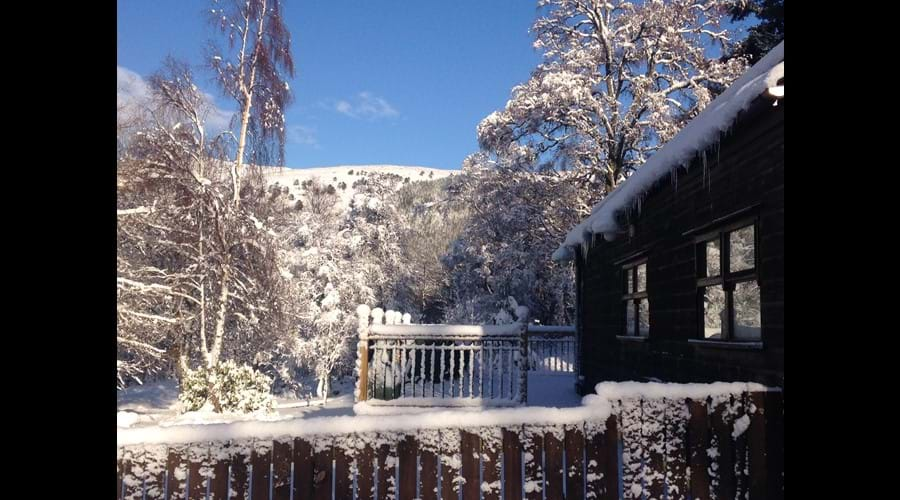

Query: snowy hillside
262,165,457,208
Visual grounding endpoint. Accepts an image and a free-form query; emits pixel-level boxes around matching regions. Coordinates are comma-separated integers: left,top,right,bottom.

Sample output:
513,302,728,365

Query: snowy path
117,373,581,429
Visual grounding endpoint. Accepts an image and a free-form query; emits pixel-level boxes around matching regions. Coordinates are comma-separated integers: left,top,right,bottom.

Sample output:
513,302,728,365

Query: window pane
637,264,646,292
638,298,650,337
730,226,755,273
702,285,726,339
705,239,721,277
734,281,762,340
626,302,636,336
626,268,633,293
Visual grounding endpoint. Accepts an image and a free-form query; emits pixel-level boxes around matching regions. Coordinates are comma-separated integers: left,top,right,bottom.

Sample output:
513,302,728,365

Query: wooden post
517,307,530,405
356,305,371,402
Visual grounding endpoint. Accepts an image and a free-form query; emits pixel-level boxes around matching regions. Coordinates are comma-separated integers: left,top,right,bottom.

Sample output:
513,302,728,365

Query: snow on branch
553,41,784,261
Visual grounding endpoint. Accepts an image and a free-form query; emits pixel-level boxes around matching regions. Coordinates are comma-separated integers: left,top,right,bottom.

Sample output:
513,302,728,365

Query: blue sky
118,0,544,170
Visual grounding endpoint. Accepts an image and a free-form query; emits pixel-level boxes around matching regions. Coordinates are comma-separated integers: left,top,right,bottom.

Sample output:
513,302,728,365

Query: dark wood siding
578,97,784,391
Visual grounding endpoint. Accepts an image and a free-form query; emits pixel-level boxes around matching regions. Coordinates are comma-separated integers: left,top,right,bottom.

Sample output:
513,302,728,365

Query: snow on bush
178,360,275,414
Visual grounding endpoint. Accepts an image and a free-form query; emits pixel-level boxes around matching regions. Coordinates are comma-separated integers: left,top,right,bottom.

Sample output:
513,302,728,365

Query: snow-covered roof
552,41,784,263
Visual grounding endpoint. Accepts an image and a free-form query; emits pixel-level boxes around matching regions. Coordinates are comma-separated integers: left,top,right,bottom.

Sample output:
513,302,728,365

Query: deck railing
524,325,576,374
355,306,530,406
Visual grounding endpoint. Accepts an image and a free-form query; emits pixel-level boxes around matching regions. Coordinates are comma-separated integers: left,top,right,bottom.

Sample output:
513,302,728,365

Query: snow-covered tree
478,0,748,204
441,154,581,325
386,177,470,322
272,174,409,402
208,0,294,206
117,60,290,410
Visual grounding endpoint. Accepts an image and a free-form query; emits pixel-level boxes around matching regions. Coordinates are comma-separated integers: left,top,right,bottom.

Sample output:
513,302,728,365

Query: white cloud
334,91,398,120
287,125,320,148
116,65,234,135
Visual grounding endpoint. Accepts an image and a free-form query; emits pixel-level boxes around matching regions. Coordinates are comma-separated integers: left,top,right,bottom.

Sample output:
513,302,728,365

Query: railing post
516,307,530,405
356,304,371,403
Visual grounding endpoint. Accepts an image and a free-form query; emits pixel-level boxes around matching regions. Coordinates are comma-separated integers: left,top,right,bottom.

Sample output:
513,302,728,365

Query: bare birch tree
207,0,294,207
117,59,289,409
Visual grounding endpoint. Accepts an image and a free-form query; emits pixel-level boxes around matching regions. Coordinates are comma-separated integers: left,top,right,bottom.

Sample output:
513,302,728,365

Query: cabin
553,42,785,394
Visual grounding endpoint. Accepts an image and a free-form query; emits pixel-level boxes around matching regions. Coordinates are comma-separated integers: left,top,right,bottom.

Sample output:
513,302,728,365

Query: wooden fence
117,390,783,500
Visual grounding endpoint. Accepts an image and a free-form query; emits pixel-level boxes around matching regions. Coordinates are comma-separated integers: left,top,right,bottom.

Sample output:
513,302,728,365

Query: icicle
702,150,709,190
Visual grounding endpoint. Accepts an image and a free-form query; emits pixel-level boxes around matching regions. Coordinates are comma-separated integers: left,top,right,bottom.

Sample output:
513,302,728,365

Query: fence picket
502,427,524,500
523,426,544,500
293,437,315,500
564,424,585,500
687,398,711,500
272,439,293,500
482,427,503,500
543,427,564,500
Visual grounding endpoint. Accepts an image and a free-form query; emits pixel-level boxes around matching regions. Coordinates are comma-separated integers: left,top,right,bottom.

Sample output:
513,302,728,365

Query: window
623,260,649,337
696,221,761,341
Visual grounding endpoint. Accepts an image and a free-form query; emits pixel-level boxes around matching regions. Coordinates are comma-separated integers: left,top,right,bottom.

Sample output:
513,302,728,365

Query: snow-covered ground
262,164,457,208
117,376,359,429
117,372,580,429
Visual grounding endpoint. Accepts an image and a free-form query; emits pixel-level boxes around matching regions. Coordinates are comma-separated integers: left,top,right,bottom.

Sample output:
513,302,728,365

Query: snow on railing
355,305,530,406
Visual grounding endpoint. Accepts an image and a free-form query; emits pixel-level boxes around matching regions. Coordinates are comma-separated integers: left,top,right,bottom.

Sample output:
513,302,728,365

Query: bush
178,360,275,413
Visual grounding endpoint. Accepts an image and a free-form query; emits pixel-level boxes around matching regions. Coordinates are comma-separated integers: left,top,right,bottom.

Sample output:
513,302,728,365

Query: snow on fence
354,305,531,407
116,382,783,500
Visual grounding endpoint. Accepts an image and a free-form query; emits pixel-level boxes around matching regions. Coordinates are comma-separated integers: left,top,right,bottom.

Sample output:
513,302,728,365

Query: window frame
694,218,761,342
622,258,650,338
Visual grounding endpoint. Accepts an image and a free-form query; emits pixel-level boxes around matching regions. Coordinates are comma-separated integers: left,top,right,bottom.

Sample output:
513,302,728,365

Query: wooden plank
293,437,315,500
747,392,766,500
357,440,376,500
376,438,396,500
544,428,564,500
764,391,784,500
734,393,751,500
644,399,666,500
419,432,439,500
187,444,209,500
664,399,689,500
120,447,142,500
165,445,188,500
334,437,354,500
440,429,461,500
208,442,231,500
272,440,293,500
523,427,545,500
564,424,585,500
585,416,617,500
117,456,123,500
620,399,645,500
687,399,710,500
710,398,736,499
482,429,503,500
398,434,418,500
230,442,251,500
251,441,272,500
460,430,482,500
502,428,523,500
312,437,333,500
142,446,169,500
